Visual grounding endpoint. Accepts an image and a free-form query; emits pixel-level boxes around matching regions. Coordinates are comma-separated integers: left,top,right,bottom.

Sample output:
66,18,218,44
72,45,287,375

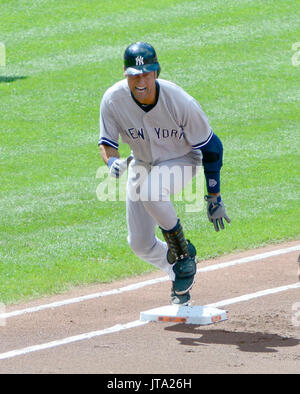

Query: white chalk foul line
197,245,300,273
0,282,299,361
207,282,300,309
1,244,299,320
0,320,149,361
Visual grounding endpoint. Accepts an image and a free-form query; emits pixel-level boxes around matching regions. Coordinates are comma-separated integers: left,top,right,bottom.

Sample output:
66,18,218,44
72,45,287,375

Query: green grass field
1,0,299,304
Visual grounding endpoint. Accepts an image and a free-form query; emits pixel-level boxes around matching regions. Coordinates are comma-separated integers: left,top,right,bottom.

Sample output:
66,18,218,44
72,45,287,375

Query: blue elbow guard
201,133,223,172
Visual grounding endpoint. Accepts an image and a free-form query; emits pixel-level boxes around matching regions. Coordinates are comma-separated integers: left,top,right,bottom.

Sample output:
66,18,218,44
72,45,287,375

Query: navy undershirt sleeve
199,133,223,193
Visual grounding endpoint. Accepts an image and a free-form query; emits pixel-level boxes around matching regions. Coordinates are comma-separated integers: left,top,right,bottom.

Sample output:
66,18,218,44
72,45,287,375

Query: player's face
126,71,157,105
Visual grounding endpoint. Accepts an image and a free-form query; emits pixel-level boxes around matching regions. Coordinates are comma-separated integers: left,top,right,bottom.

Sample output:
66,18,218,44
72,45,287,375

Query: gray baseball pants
126,151,202,280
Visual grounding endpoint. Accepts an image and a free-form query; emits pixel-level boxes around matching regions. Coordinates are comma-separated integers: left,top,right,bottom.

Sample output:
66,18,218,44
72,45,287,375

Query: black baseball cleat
170,282,191,305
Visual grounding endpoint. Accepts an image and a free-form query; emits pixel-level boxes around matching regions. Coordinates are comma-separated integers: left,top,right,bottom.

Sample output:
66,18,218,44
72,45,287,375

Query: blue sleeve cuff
98,137,119,149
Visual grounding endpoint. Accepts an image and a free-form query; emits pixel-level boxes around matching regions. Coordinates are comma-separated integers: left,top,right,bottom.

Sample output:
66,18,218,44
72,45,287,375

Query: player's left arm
179,95,230,230
199,132,231,231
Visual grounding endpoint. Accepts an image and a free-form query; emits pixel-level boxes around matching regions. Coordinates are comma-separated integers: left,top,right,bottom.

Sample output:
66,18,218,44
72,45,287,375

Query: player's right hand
107,157,128,178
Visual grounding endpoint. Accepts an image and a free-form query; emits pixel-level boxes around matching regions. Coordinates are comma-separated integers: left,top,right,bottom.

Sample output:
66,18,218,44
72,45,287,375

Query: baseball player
98,42,230,305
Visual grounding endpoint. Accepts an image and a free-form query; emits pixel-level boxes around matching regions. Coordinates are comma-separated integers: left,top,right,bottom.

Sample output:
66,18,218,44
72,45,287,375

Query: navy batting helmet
124,42,161,77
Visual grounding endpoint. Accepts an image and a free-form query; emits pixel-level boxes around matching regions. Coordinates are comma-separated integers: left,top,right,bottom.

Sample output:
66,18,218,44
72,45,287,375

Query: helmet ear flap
156,65,161,78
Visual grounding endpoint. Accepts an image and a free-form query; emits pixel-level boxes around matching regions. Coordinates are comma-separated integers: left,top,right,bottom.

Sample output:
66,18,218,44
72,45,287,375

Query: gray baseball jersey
99,78,213,165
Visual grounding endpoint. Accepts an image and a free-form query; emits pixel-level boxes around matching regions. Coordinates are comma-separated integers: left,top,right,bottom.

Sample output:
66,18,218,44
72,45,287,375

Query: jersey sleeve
98,96,120,149
184,97,213,150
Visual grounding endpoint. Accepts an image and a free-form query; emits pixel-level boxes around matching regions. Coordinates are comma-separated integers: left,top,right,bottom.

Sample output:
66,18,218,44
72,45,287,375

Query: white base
140,305,227,325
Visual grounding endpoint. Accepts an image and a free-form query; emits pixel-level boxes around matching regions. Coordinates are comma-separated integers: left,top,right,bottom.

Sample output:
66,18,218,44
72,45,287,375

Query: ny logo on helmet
135,56,144,66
